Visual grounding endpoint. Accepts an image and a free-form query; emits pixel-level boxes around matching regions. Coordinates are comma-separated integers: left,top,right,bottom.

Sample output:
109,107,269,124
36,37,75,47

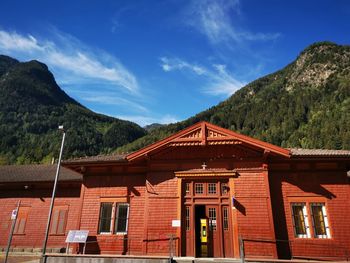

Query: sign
65,230,89,243
172,220,181,227
11,209,17,220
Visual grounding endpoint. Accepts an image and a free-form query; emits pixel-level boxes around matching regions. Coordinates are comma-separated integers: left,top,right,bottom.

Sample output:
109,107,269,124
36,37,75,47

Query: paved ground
0,255,41,263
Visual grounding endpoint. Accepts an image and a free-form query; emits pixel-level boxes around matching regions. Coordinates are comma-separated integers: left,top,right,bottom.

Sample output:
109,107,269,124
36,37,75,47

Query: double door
184,204,233,257
195,204,220,257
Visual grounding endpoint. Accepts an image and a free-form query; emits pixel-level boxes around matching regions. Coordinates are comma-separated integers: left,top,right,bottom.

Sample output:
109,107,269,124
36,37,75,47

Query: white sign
65,230,89,243
172,220,181,227
11,209,17,220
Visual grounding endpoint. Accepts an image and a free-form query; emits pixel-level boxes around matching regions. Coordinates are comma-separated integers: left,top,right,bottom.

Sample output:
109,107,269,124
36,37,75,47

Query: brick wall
0,185,81,251
270,165,350,260
80,173,146,255
234,171,277,258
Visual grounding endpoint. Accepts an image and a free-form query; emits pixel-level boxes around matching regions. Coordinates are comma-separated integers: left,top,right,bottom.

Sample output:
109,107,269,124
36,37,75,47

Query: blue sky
0,0,349,126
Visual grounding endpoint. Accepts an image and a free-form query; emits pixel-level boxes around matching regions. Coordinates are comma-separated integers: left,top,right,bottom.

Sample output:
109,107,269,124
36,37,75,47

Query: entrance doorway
194,205,219,257
195,205,209,257
181,179,234,258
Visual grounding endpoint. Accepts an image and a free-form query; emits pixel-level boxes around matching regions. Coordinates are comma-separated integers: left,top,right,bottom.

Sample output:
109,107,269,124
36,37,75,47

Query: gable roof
126,121,291,161
63,153,127,165
0,164,82,183
290,148,350,158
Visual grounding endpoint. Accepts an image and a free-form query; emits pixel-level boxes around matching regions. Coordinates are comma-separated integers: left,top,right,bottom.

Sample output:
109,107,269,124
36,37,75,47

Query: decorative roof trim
175,168,237,178
126,121,290,161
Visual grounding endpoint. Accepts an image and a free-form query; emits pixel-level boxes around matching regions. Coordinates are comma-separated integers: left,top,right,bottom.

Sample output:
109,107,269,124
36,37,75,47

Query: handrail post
239,236,245,263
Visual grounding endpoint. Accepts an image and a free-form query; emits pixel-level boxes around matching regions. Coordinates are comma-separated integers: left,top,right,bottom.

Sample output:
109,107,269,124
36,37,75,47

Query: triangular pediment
126,121,290,161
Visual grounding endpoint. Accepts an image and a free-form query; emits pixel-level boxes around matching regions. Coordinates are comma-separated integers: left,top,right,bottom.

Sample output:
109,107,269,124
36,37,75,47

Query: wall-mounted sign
172,220,181,227
11,209,17,220
65,230,89,243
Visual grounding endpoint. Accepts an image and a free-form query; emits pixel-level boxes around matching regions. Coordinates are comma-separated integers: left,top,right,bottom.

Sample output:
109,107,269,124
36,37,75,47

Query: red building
0,165,82,252
1,122,350,260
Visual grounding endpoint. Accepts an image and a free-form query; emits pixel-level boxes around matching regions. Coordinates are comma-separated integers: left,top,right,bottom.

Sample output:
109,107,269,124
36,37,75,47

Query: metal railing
70,234,178,260
239,237,350,262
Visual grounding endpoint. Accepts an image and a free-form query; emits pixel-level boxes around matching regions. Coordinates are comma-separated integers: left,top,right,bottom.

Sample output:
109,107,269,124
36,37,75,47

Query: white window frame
310,203,331,239
114,203,129,235
98,202,129,235
291,203,311,238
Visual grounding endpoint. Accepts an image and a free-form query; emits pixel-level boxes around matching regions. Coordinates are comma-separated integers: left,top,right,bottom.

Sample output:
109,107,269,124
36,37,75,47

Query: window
208,208,217,231
310,203,330,238
50,206,68,235
223,207,229,231
185,183,190,195
14,206,30,235
115,204,129,234
291,203,310,238
98,202,129,234
195,183,204,194
98,202,113,233
185,206,190,231
208,183,217,194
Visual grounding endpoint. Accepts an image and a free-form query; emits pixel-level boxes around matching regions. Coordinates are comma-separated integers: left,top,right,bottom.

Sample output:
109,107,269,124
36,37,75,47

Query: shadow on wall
269,171,343,259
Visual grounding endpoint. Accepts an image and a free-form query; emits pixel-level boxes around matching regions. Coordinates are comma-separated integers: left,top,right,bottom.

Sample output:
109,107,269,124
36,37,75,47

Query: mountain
0,55,146,164
143,123,165,132
117,42,350,153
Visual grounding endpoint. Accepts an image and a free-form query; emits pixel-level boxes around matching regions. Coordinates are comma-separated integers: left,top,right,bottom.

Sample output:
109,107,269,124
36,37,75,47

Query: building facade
1,122,349,260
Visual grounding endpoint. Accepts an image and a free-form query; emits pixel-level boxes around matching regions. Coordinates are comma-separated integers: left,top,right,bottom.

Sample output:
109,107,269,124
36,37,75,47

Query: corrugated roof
290,148,350,157
0,164,82,183
63,154,127,164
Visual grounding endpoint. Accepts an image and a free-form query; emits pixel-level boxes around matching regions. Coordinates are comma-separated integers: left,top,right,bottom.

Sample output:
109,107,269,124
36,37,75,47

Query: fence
74,234,177,260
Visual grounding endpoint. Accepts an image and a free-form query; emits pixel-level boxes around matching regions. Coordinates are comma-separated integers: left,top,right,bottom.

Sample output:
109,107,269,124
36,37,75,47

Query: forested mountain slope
117,42,350,153
0,55,146,164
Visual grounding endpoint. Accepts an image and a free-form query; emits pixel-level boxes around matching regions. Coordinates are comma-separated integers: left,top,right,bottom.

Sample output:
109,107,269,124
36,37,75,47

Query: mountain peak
0,55,19,77
289,42,350,89
0,54,147,164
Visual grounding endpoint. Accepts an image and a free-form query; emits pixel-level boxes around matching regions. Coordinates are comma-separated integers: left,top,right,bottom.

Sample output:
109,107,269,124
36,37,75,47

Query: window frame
114,203,129,235
194,183,204,195
14,206,30,235
98,201,129,235
289,199,331,240
310,202,331,239
291,203,310,238
50,205,68,235
208,183,217,195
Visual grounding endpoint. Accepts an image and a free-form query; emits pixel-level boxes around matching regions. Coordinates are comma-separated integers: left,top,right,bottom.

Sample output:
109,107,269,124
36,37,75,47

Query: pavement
0,255,41,263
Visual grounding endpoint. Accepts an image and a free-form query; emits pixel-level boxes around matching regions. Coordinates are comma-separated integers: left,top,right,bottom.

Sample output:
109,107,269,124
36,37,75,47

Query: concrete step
173,257,241,263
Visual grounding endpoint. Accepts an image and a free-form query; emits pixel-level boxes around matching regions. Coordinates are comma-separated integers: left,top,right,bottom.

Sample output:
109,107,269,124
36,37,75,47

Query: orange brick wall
0,185,81,251
270,166,350,260
80,171,178,256
145,171,178,255
234,171,277,258
80,173,146,255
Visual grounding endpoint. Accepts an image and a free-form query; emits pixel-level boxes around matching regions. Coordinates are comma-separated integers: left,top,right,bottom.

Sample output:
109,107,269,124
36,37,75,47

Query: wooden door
222,205,233,257
206,205,221,257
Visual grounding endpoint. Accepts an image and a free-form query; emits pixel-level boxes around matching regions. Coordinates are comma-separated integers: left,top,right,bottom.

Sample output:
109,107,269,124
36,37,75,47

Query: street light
42,125,66,258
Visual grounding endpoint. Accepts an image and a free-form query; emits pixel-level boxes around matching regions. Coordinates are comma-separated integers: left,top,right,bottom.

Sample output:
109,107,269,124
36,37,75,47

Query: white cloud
0,29,138,94
160,57,206,75
184,0,280,45
160,57,245,96
74,91,149,113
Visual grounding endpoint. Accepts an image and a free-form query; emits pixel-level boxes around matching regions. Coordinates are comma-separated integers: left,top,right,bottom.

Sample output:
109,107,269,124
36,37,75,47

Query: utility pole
5,200,21,263
42,126,66,259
